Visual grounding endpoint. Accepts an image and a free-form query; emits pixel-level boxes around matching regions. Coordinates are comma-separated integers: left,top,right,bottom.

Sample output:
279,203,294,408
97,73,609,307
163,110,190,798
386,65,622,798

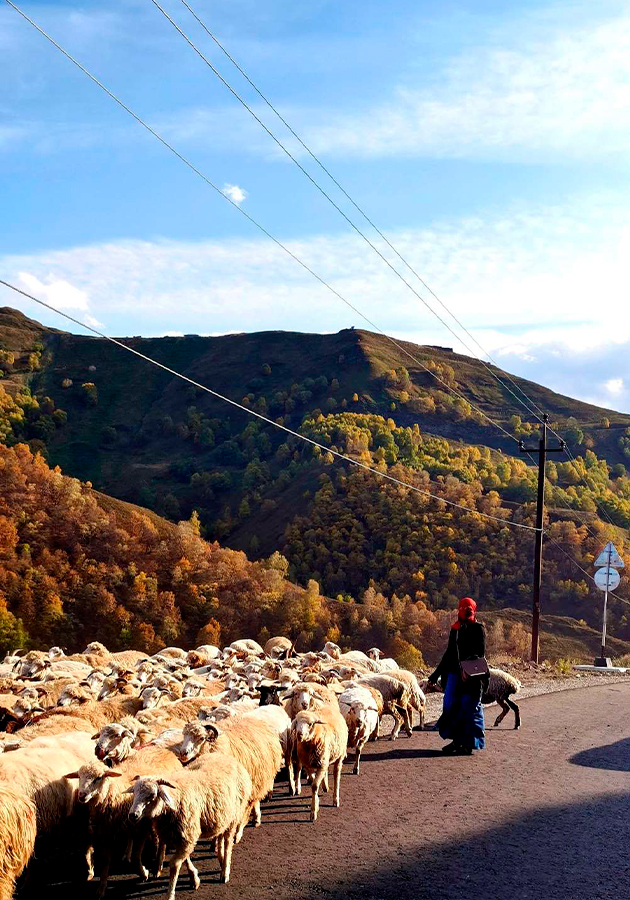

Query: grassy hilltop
1,306,630,654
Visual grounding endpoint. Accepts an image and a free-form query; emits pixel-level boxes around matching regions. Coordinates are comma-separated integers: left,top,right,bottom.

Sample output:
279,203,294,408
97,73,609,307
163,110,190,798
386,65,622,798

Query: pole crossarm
518,414,566,663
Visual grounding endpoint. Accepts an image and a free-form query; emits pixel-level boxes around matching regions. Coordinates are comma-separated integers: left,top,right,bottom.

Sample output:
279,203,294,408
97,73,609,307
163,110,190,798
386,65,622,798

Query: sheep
357,674,414,740
97,675,142,701
0,732,97,834
291,705,348,821
152,647,188,662
338,685,380,775
483,669,522,728
322,641,341,659
109,650,149,667
422,668,522,729
65,746,182,897
387,668,426,730
186,645,221,668
93,718,153,765
126,753,252,898
0,785,37,900
282,682,340,719
226,639,264,656
56,683,95,707
139,685,173,711
18,694,145,741
177,713,282,827
264,636,294,659
181,677,224,699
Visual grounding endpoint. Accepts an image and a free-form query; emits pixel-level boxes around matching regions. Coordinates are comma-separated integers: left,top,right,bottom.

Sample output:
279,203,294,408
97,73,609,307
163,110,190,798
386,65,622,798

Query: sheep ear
64,771,80,780
123,786,135,794
91,733,100,740
158,785,177,810
103,771,123,778
35,687,48,696
78,697,90,704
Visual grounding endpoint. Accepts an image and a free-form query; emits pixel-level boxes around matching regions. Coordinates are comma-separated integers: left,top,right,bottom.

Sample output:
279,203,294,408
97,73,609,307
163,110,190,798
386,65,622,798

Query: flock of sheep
0,637,521,900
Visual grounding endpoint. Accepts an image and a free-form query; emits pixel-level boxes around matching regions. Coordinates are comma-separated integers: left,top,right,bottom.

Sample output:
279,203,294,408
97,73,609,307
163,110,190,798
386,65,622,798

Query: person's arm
428,628,455,683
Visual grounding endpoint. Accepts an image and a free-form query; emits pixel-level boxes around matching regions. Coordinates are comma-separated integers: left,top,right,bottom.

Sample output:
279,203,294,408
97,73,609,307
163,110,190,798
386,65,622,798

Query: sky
1,0,630,413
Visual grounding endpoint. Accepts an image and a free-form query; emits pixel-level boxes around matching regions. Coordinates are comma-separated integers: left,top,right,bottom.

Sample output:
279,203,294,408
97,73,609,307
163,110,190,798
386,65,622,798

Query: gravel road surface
43,680,630,900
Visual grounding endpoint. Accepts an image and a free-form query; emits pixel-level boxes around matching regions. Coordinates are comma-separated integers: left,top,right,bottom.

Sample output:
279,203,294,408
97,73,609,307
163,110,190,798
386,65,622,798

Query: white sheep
126,752,252,898
291,704,348,821
338,685,379,775
65,746,182,897
0,785,37,899
357,674,414,740
177,713,282,828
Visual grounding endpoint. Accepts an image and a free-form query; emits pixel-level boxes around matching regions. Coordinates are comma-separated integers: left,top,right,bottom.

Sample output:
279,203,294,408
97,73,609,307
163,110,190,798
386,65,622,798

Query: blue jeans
437,672,485,750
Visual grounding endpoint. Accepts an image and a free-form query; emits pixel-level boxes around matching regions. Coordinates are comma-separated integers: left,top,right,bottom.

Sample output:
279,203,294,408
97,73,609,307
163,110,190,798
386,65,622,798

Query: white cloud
299,13,630,160
605,378,624,395
84,314,105,330
222,183,248,205
2,191,630,411
18,272,89,311
161,330,184,337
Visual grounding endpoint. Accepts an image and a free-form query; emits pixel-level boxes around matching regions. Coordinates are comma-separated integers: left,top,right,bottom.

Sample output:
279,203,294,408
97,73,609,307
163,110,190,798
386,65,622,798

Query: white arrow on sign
594,541,624,569
594,566,621,592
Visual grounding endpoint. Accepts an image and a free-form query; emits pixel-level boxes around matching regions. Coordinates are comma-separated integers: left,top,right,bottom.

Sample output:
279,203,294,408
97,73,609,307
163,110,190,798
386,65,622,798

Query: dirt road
46,682,630,900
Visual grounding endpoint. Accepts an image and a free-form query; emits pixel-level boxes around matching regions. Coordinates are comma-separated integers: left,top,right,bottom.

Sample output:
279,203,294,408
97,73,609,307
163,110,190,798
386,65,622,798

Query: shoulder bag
456,629,489,681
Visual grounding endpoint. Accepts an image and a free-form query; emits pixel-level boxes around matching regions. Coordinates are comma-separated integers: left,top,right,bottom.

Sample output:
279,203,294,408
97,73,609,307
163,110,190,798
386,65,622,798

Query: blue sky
1,0,630,412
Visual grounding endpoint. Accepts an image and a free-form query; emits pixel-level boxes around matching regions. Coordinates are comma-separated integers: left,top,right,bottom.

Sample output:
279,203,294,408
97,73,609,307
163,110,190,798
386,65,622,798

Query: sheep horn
156,779,177,788
203,723,220,740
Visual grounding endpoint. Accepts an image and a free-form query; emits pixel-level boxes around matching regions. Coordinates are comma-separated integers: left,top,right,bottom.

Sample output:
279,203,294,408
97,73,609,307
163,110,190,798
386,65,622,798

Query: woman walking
428,597,488,755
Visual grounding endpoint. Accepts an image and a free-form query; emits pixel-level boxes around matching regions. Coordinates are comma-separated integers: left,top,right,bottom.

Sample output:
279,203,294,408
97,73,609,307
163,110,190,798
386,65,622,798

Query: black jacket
429,621,487,691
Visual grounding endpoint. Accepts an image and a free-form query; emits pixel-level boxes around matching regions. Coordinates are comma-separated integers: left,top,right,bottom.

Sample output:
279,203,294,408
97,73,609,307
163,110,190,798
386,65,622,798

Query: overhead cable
4,0,520,449
0,278,539,532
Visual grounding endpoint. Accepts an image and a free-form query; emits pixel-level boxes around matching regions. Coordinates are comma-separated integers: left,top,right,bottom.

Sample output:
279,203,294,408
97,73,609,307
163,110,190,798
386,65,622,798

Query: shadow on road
569,737,630,772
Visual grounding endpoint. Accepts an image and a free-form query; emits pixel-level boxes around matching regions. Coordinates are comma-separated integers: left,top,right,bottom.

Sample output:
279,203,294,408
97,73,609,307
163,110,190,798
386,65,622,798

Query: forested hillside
1,306,630,649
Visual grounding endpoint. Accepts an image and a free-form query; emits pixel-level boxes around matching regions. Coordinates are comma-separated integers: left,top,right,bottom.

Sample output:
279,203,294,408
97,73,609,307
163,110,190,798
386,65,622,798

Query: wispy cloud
300,14,630,160
2,191,629,410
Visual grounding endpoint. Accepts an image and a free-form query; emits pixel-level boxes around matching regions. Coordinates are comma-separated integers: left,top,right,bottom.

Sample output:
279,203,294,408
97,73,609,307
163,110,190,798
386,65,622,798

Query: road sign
594,542,624,569
594,566,621,592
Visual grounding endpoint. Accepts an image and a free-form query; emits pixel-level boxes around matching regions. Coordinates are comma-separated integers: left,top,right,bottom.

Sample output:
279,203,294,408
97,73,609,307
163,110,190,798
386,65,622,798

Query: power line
0,278,540,532
173,0,627,530
4,0,521,450
153,0,550,427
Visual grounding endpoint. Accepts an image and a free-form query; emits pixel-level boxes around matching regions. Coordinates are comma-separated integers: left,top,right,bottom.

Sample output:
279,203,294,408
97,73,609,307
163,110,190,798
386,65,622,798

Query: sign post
593,542,624,667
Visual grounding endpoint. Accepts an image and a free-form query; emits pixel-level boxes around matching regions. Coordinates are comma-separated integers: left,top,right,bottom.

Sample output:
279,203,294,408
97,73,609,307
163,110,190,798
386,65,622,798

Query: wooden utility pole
519,414,565,663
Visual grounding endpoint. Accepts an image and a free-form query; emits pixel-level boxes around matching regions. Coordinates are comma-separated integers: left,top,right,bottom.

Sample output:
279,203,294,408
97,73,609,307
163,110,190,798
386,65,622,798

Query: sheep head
126,776,178,820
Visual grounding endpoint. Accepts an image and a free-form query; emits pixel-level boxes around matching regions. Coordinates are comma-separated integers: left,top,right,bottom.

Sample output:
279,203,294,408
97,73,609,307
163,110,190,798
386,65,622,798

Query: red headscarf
452,597,477,630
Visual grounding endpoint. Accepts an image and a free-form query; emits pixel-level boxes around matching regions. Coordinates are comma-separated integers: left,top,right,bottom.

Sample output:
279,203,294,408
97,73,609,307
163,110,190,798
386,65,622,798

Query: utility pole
519,414,565,663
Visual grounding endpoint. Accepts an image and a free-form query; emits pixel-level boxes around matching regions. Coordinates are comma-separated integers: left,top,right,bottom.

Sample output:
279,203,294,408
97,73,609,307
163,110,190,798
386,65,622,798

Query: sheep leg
387,703,403,740
321,770,329,794
332,757,343,807
353,738,366,775
86,845,95,881
96,851,111,900
235,805,252,844
185,856,200,890
295,766,303,796
417,706,425,731
507,698,521,729
167,846,194,900
253,800,262,827
132,829,149,882
155,840,167,878
400,704,413,737
493,700,510,727
123,837,133,864
310,770,324,822
220,826,237,883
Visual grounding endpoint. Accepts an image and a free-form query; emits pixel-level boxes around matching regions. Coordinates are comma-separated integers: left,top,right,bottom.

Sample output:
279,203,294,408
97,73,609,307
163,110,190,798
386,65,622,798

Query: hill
1,307,630,647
